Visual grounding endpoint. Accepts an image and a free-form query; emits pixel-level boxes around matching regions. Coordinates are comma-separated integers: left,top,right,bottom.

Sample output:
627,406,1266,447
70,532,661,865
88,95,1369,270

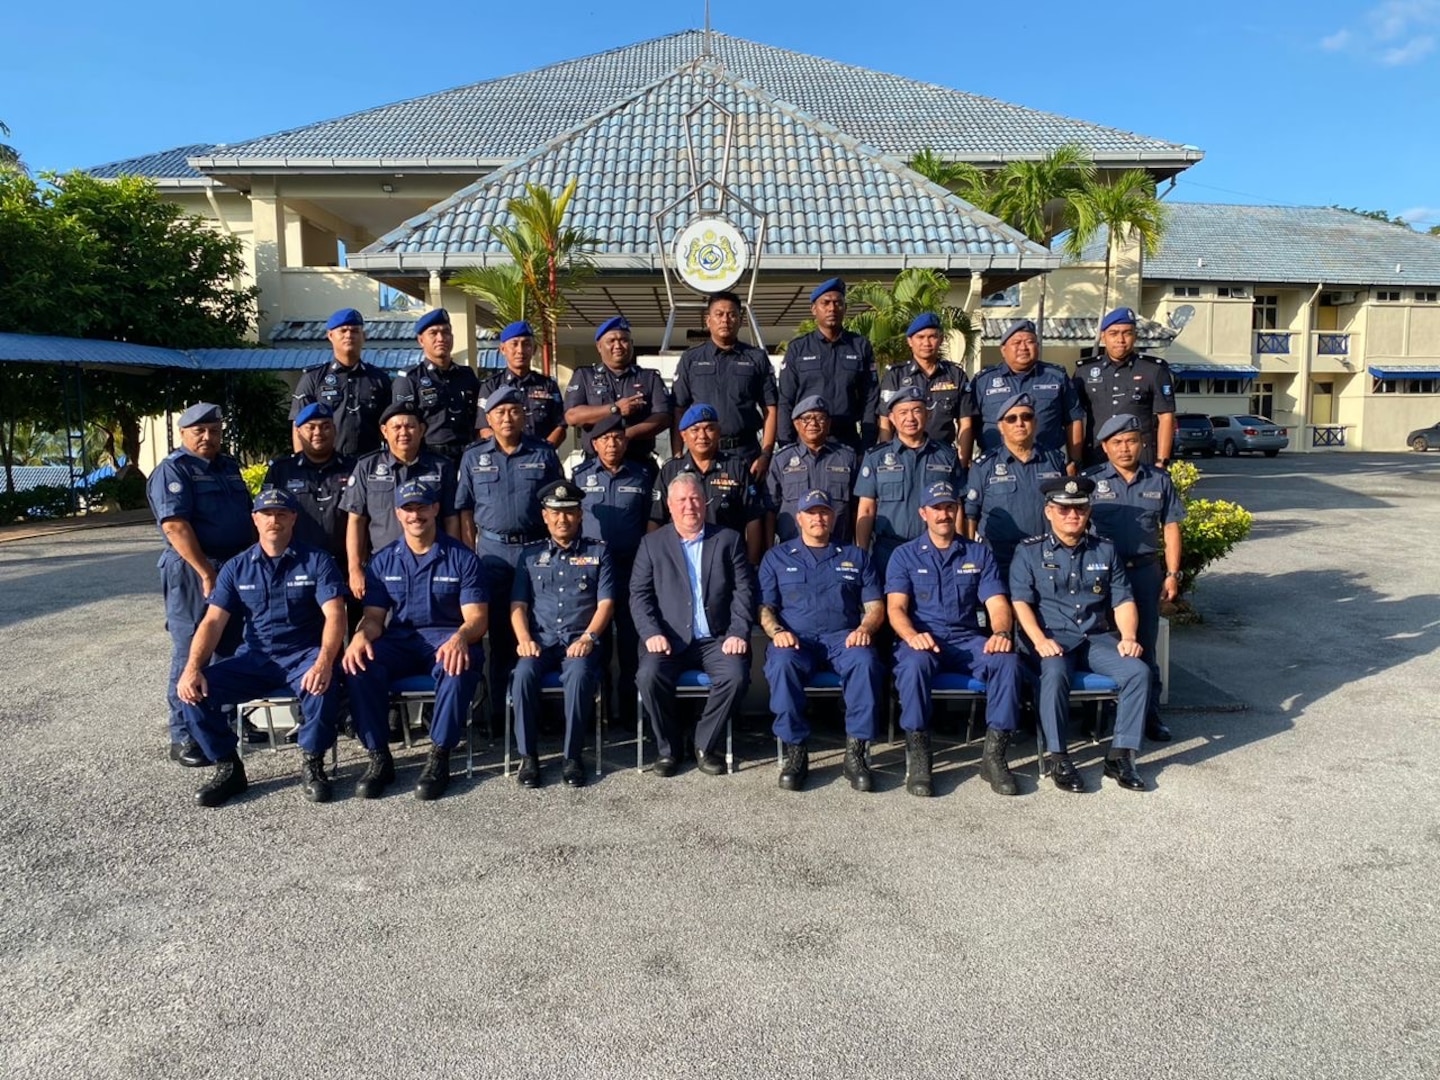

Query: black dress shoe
195,756,247,807
653,755,679,778
1048,754,1086,793
696,750,726,776
1145,716,1174,743
1103,751,1147,791
175,739,212,768
561,758,586,788
516,755,542,789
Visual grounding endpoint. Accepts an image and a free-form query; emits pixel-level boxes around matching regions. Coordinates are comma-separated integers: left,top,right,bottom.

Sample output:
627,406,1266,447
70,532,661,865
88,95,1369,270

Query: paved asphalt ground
2,453,1437,1078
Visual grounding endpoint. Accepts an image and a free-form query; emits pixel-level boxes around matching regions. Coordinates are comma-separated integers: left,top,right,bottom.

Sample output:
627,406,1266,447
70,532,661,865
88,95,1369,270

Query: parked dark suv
1174,413,1217,458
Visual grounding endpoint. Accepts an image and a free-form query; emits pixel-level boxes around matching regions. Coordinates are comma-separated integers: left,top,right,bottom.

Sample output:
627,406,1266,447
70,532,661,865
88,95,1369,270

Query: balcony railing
1316,333,1350,355
1254,332,1293,354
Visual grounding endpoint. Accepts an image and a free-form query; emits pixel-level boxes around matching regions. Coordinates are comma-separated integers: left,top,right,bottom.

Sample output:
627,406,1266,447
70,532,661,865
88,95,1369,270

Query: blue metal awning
1369,365,1440,379
1170,364,1259,380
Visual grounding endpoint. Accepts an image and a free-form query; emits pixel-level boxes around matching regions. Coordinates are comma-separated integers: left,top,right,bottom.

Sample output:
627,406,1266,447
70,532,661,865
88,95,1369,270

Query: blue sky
4,0,1437,229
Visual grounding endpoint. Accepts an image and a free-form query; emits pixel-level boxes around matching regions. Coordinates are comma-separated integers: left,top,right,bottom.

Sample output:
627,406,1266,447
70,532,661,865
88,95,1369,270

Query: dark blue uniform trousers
162,553,240,745
1128,560,1165,718
478,537,527,726
637,638,749,759
1038,636,1149,753
511,646,602,759
345,633,483,753
765,631,883,743
181,647,339,762
894,633,1023,733
604,559,640,723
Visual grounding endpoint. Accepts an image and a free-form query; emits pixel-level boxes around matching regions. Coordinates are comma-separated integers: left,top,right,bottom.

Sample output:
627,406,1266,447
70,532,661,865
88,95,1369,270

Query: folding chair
1035,670,1121,778
773,670,844,763
504,670,605,779
386,673,489,779
636,669,735,774
235,691,338,769
887,671,986,745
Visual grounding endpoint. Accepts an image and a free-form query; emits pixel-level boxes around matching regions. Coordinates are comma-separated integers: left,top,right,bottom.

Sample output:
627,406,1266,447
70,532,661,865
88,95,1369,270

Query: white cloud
1398,206,1440,227
1382,34,1436,63
1320,29,1352,50
1321,1,1440,64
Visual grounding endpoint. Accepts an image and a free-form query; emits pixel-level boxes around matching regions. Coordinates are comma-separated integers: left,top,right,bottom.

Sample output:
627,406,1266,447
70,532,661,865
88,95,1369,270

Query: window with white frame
1218,286,1250,298
1175,378,1204,394
1373,378,1439,394
1375,290,1402,302
1252,294,1279,329
1416,291,1438,303
1212,378,1246,395
1250,381,1274,417
1172,285,1200,297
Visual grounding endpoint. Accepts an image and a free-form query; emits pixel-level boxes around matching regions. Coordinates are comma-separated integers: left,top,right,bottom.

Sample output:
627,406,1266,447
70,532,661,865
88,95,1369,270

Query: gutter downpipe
1297,282,1324,453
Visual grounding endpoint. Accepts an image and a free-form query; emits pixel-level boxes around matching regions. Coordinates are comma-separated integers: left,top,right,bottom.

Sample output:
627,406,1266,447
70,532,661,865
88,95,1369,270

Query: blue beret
1100,307,1138,332
999,319,1038,347
884,386,927,414
178,402,222,428
797,489,834,512
791,394,830,420
680,403,720,431
499,320,534,343
253,488,298,513
1041,476,1095,506
414,309,450,335
1096,413,1142,442
921,482,959,508
325,308,365,331
293,402,334,427
538,479,585,509
996,392,1034,418
483,385,523,411
589,413,626,439
595,316,631,341
379,401,421,424
395,479,439,507
810,278,846,303
906,313,942,336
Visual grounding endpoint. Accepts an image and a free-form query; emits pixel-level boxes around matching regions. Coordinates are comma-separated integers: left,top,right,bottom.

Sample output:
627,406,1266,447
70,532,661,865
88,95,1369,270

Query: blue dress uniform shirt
963,446,1067,571
262,451,355,560
672,340,778,448
879,359,970,445
571,457,652,561
778,329,879,447
290,358,393,457
147,449,254,558
884,535,1005,639
1008,532,1133,648
1077,353,1176,460
339,449,457,553
477,368,565,442
971,361,1085,455
564,362,673,460
650,451,762,535
765,439,859,545
854,439,965,549
455,435,561,539
209,543,347,657
1083,461,1186,558
512,536,615,647
363,533,487,645
760,541,880,636
391,360,482,458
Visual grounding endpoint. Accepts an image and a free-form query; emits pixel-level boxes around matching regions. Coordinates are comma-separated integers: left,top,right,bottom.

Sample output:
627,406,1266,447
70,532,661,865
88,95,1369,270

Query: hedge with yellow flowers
1165,460,1252,596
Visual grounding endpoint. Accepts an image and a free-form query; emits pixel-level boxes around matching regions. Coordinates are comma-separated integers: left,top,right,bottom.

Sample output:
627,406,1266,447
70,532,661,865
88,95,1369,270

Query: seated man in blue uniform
1009,477,1151,792
510,480,615,789
176,489,347,807
631,472,755,777
758,490,885,793
342,480,488,802
886,482,1025,797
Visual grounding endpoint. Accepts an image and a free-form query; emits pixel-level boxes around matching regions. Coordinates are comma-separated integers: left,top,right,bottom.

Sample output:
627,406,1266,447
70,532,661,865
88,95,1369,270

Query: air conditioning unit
1320,291,1357,306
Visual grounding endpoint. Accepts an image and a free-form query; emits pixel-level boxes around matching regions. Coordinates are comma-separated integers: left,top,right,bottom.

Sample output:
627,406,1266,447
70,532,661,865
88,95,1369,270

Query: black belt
1124,555,1158,569
480,529,538,545
718,434,756,452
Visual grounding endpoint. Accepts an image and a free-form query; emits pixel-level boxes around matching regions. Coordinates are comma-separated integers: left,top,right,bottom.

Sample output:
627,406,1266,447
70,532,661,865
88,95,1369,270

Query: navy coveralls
854,438,964,574
290,358,392,457
970,361,1084,457
391,360,482,460
760,540,884,744
765,439,858,545
963,446,1067,575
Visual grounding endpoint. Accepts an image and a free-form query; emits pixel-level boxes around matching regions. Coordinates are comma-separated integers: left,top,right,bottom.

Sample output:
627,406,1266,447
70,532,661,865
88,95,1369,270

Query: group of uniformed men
148,279,1184,807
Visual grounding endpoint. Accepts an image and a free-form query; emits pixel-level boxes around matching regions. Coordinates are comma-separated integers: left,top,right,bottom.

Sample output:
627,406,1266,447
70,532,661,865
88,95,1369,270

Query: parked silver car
1208,415,1289,457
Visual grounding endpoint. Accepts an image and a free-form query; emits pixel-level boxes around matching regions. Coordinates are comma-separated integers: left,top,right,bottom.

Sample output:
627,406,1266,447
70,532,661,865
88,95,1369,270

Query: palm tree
0,121,23,173
908,149,994,208
793,268,978,370
1065,168,1169,312
451,261,530,328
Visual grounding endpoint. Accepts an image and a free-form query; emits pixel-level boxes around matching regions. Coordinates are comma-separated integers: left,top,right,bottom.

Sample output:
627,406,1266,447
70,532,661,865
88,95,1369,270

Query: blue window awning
1170,364,1259,380
1369,366,1440,380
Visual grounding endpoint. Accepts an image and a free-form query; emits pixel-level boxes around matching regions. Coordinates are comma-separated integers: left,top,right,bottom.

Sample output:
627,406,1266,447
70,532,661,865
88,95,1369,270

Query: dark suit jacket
631,523,755,647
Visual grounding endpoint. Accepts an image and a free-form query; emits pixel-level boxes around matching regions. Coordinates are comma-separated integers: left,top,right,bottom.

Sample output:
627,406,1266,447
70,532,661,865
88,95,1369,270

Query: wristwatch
609,404,620,416
993,630,1014,641
1164,571,1181,580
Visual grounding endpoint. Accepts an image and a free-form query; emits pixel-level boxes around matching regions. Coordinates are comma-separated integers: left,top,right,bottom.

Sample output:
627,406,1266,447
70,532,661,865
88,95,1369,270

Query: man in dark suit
631,472,756,777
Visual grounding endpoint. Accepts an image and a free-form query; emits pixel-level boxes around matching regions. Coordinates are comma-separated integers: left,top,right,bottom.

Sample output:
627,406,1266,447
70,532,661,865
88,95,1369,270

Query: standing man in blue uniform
878,313,970,450
766,395,858,546
1078,308,1176,467
456,385,562,727
758,490,885,793
146,402,255,766
510,480,615,789
343,480,487,801
631,473,755,777
564,316,673,476
964,319,1085,469
477,321,567,448
1085,414,1185,743
570,414,651,730
855,387,964,576
177,489,348,806
389,308,482,462
1009,477,1151,792
963,392,1067,577
650,403,764,564
778,279,879,450
887,482,1025,798
672,291,778,476
341,402,458,603
290,308,392,457
263,403,353,563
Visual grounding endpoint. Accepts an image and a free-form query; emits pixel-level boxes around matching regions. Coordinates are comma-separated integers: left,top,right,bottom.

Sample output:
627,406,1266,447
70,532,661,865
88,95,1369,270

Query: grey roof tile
195,31,1198,168
982,316,1176,349
269,319,422,343
85,144,215,180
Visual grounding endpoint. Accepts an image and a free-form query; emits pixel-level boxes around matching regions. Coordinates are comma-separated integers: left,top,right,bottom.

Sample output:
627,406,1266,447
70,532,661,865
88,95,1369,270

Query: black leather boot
300,753,333,803
778,742,809,791
355,749,395,799
415,746,451,801
195,755,247,807
843,738,873,793
904,730,932,797
980,727,1018,795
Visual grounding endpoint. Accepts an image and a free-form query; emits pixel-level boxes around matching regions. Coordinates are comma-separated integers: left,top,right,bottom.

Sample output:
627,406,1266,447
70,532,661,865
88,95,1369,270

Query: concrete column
438,282,477,369
250,179,287,342
1293,284,1321,453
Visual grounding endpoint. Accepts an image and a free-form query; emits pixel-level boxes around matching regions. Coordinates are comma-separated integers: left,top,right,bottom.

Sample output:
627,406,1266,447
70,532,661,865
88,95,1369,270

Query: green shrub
88,472,148,510
1161,461,1252,596
0,484,75,523
241,463,268,496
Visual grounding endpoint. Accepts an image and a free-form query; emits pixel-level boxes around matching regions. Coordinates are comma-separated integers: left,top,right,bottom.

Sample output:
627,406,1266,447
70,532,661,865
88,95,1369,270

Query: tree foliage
791,268,978,370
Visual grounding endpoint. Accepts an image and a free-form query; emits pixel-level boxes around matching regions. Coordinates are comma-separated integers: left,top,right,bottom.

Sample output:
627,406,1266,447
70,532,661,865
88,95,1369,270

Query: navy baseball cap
253,488,298,512
395,480,439,507
294,402,334,427
796,489,834,513
326,308,364,331
921,482,959,508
